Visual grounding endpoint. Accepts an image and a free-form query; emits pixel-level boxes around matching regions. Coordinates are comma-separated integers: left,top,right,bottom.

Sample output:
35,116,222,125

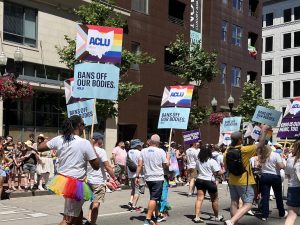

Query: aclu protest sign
76,24,123,64
182,130,201,145
278,98,300,139
64,78,90,104
251,126,261,141
161,86,194,107
67,99,97,126
252,106,281,127
221,117,242,133
73,63,119,100
223,132,232,146
158,107,190,129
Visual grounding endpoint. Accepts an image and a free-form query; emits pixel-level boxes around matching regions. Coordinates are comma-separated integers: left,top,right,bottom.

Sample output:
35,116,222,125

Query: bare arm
37,141,50,152
276,162,285,170
136,159,143,178
256,124,271,150
89,158,100,171
104,161,117,181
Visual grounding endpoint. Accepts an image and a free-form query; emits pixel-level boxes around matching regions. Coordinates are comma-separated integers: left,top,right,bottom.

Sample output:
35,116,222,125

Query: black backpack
226,147,246,176
126,154,137,172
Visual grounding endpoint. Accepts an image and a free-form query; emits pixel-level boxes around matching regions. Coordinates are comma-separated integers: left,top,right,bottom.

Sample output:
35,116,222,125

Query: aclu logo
86,29,114,59
168,88,187,104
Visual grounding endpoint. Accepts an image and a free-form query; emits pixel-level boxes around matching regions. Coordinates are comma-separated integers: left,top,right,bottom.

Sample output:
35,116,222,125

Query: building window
221,21,228,41
294,31,300,47
168,0,186,25
284,8,292,22
283,57,291,73
232,25,242,47
283,81,290,98
294,80,300,96
294,56,300,72
164,46,177,74
266,13,273,26
231,66,241,87
264,83,272,99
3,2,37,48
130,42,141,70
265,60,272,75
221,64,226,84
265,36,273,52
283,33,291,49
131,0,148,14
295,6,300,20
233,0,243,11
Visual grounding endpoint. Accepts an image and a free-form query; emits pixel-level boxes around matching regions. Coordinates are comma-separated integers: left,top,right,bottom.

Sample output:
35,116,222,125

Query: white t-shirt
261,152,283,175
87,147,108,185
285,156,300,187
127,149,143,179
139,146,167,181
212,151,223,166
47,135,96,180
196,158,221,181
186,147,200,169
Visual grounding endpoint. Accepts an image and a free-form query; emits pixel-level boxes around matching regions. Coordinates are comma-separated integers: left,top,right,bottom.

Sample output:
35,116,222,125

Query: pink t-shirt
112,146,127,166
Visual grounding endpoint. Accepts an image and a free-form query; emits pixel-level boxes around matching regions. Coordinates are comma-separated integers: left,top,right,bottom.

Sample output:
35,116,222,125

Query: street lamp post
211,95,235,114
0,48,23,136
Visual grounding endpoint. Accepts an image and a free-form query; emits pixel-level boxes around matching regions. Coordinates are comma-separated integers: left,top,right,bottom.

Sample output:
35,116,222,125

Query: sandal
193,217,204,223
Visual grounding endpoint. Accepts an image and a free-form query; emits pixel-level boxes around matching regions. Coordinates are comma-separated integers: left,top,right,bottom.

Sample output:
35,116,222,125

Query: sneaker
157,214,167,222
247,210,255,216
269,195,274,201
214,215,224,222
128,202,133,208
224,220,233,225
193,217,204,223
144,219,157,225
106,188,112,193
116,187,122,191
261,218,267,221
187,193,192,197
280,210,288,219
38,185,45,191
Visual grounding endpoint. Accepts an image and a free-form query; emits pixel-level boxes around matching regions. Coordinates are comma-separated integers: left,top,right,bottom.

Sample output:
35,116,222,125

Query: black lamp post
0,47,23,136
211,95,235,114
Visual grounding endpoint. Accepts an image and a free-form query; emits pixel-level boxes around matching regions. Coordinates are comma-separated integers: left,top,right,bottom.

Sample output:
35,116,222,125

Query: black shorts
287,187,300,207
195,179,218,194
146,180,164,201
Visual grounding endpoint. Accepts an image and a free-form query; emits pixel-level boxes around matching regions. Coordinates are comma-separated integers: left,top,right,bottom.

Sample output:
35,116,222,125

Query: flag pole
91,98,96,138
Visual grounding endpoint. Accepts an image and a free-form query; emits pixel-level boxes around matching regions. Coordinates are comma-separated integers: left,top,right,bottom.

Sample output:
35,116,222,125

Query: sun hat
130,139,144,148
24,140,34,149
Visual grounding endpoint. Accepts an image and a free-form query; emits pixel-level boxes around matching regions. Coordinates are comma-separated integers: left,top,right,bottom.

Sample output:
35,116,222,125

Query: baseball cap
130,139,144,148
92,132,104,140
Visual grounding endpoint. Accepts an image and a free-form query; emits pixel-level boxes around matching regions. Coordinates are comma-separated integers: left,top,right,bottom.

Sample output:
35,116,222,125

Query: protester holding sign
223,124,271,225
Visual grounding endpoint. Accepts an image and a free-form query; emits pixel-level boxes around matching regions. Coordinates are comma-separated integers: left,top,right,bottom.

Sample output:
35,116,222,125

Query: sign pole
83,129,86,139
283,136,288,149
168,128,173,152
90,98,96,138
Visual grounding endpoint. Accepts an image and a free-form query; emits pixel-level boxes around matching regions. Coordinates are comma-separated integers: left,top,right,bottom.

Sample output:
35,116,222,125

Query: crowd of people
1,115,300,225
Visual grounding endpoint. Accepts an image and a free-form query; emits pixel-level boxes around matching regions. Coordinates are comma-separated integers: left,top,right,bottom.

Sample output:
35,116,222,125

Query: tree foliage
236,81,274,122
56,0,155,122
167,34,218,128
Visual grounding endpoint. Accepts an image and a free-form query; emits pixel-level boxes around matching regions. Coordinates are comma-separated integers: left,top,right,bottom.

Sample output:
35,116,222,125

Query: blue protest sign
221,117,242,133
67,99,97,126
72,63,119,100
252,106,281,127
158,107,190,129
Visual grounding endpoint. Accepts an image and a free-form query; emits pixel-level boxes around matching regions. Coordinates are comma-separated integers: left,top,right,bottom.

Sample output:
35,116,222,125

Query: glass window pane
265,60,272,75
4,3,23,36
23,62,35,76
265,36,273,52
24,8,36,40
36,65,46,78
294,56,300,72
264,83,272,99
283,57,291,73
283,82,290,98
284,8,291,22
283,33,291,49
266,13,273,26
295,6,300,20
295,31,300,47
46,66,58,80
294,80,300,96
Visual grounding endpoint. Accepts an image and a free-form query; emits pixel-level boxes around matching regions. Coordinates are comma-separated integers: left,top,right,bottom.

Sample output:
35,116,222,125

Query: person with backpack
127,139,145,212
223,125,270,225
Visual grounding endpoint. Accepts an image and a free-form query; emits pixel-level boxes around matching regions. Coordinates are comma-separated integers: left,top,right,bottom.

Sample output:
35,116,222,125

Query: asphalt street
0,184,298,225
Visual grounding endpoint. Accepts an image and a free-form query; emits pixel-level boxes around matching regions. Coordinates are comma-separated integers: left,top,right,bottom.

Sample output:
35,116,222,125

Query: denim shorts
287,187,300,208
23,164,36,174
229,185,254,203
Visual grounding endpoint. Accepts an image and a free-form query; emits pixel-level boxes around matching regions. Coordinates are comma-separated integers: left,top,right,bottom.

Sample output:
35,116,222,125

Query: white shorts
64,198,84,217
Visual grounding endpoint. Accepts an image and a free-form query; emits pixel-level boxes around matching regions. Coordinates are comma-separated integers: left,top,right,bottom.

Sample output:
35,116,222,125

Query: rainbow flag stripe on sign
76,24,123,64
161,85,194,107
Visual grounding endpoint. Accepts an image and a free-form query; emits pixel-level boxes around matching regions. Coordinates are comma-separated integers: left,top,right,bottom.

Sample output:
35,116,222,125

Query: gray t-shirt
261,152,283,175
127,149,143,179
47,135,97,180
285,156,300,187
139,146,167,181
186,147,199,169
87,147,108,185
